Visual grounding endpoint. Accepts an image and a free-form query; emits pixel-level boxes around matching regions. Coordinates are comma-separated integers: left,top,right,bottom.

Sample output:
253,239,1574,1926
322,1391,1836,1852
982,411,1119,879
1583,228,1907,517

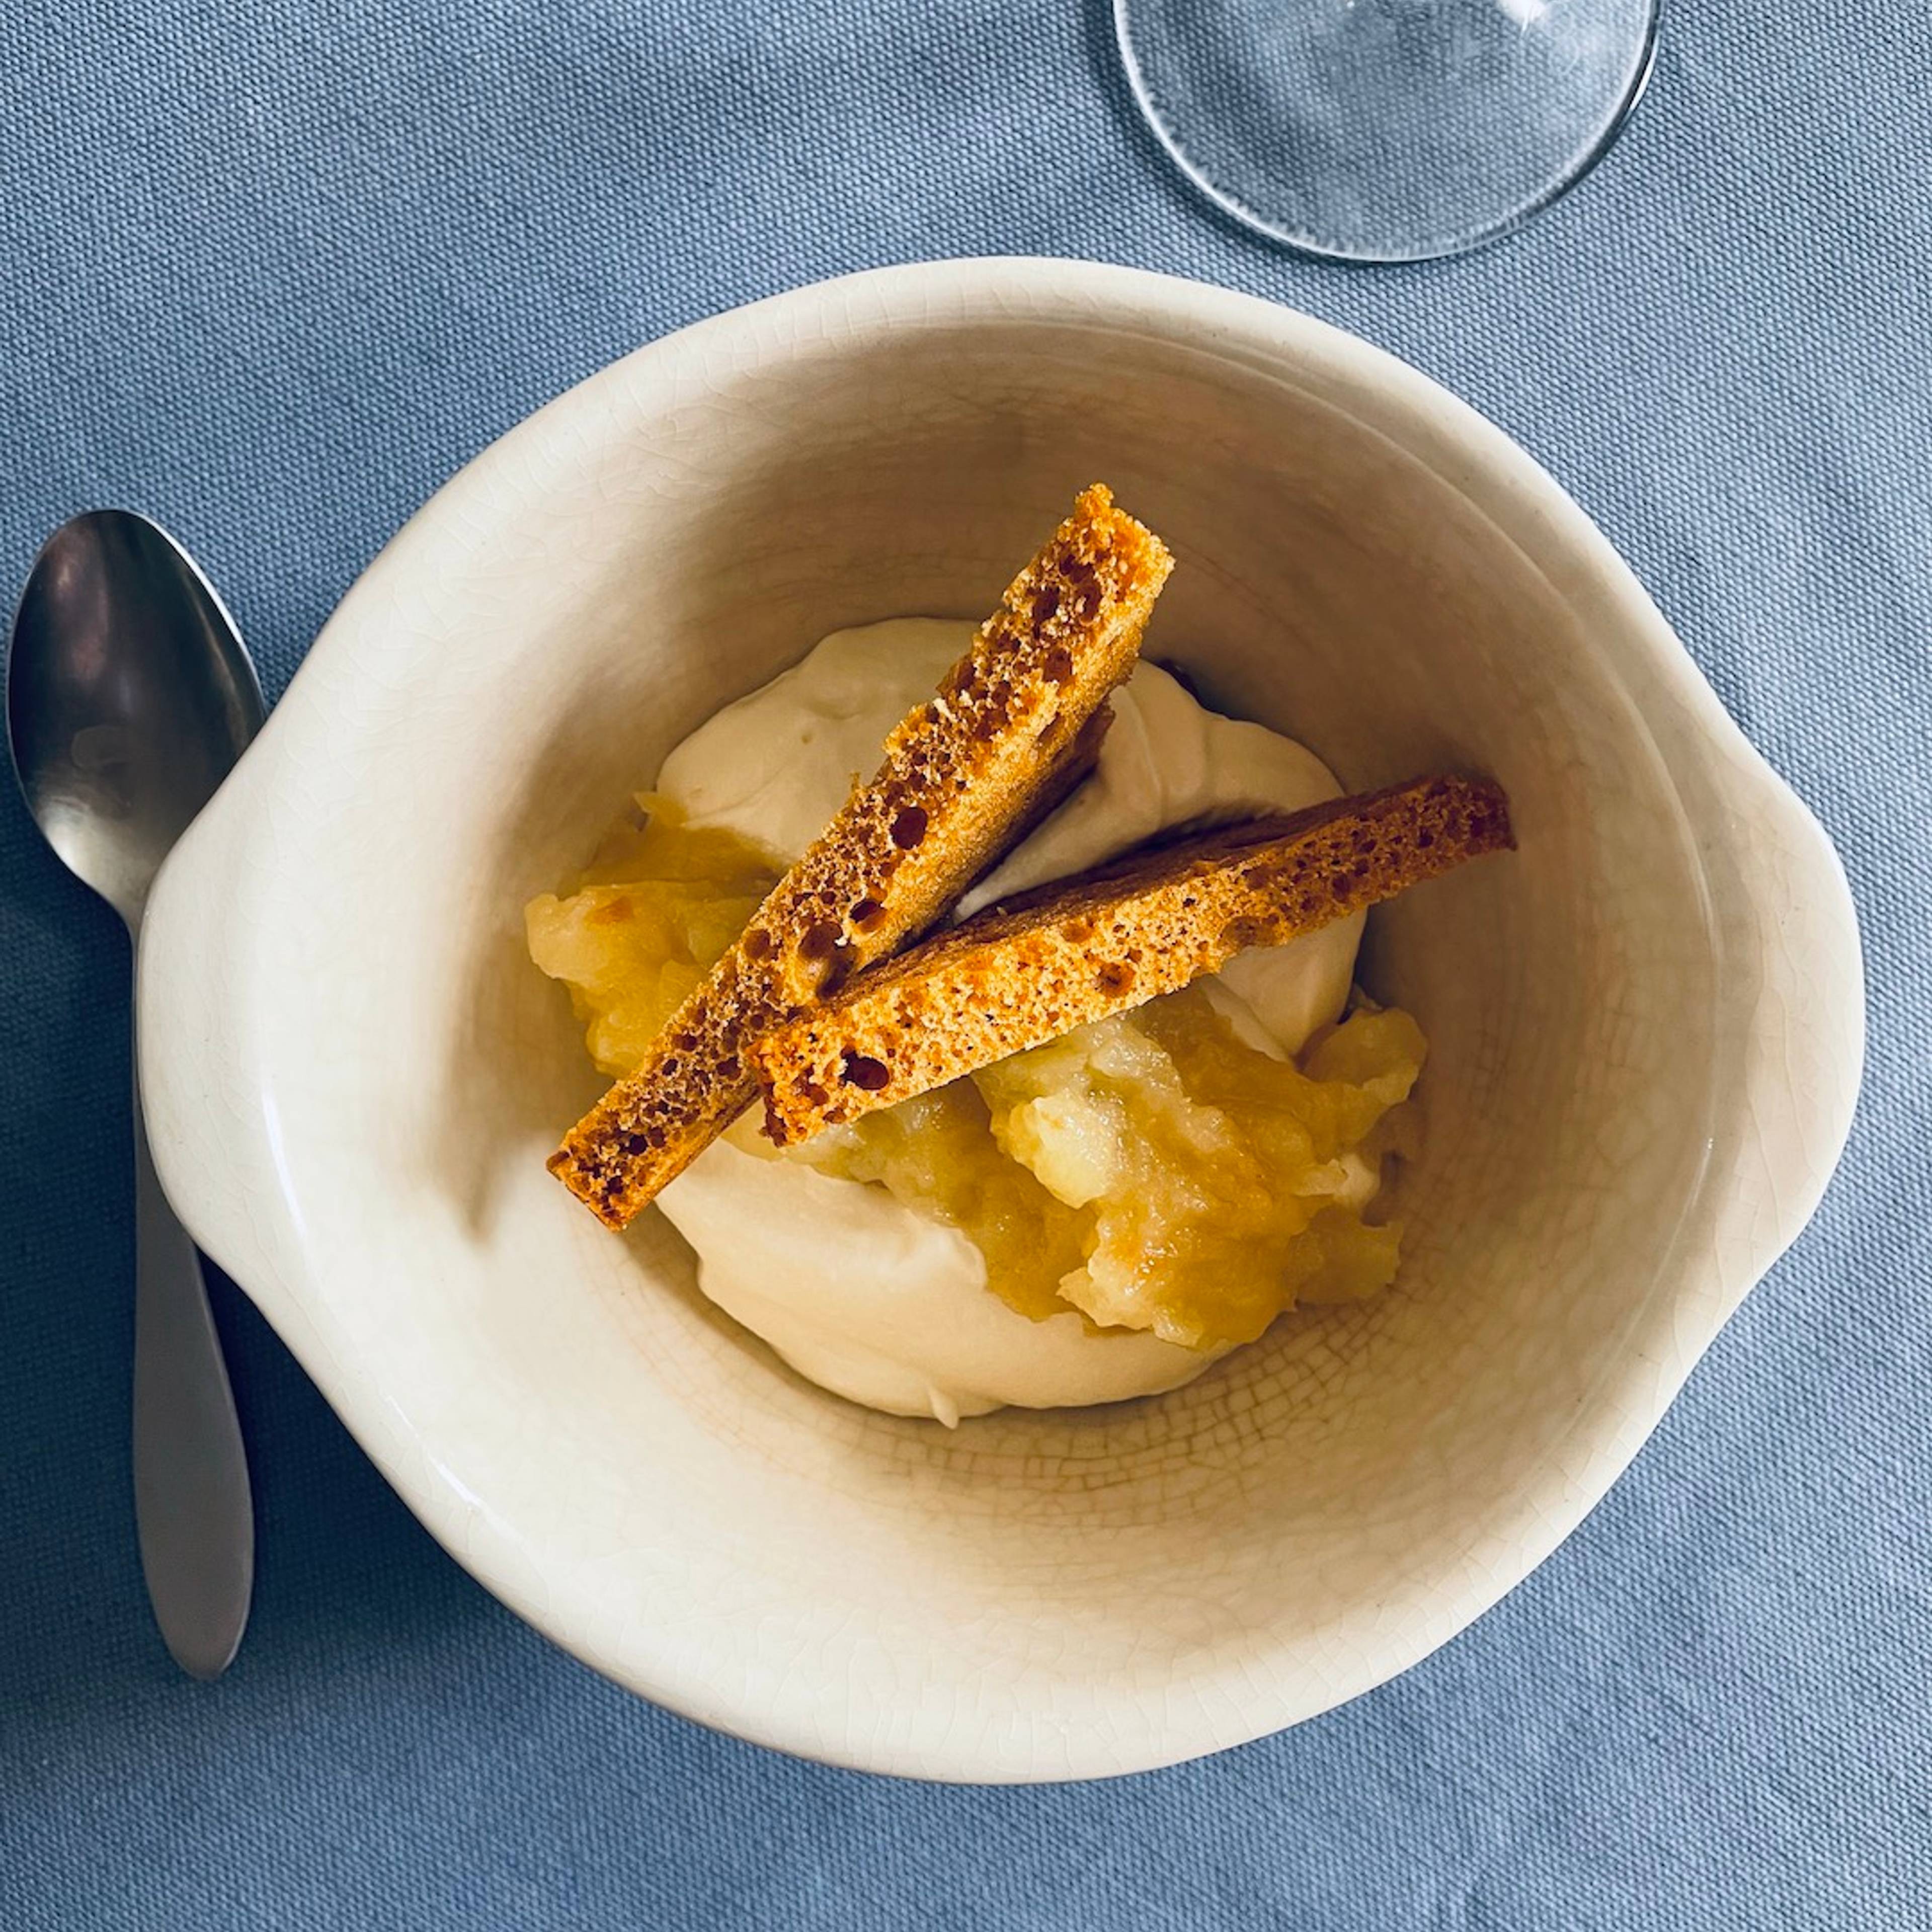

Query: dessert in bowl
526,489,1514,1421
137,260,1862,1781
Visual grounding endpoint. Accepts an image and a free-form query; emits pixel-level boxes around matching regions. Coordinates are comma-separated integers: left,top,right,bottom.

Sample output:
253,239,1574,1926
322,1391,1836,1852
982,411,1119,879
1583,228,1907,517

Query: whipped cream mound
666,1131,1213,1426
651,619,1363,1423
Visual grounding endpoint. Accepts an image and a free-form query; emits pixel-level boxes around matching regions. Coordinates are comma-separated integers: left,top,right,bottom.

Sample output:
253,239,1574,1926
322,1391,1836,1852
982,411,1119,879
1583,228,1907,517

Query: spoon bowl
9,511,264,925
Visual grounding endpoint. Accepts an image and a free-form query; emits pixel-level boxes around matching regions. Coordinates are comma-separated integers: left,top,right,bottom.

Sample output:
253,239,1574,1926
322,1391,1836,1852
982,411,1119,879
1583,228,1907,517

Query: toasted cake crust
750,774,1513,1145
549,485,1175,1227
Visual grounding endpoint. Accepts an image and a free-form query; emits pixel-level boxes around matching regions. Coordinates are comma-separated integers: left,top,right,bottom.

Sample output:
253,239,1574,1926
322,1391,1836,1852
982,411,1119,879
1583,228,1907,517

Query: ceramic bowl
139,260,1863,1782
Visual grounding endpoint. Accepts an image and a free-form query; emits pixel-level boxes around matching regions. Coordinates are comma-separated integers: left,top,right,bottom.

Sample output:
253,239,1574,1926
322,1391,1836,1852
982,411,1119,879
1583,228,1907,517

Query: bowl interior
231,298,1720,1775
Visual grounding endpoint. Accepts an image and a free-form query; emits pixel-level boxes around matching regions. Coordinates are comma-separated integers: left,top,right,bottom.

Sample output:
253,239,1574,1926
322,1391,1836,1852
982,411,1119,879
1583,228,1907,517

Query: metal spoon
8,510,264,1679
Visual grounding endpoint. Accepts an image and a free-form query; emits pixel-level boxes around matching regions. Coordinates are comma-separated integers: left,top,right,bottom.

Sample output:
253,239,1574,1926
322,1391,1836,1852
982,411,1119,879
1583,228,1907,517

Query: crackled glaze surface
136,261,1863,1782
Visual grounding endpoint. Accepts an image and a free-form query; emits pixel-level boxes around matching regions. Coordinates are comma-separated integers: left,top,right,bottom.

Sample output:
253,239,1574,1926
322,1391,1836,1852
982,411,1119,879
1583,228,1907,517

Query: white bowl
139,260,1863,1782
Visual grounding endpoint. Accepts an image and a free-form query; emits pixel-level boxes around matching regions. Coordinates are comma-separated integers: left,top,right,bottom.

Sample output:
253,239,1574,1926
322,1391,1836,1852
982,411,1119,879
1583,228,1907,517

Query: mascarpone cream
649,619,1365,1422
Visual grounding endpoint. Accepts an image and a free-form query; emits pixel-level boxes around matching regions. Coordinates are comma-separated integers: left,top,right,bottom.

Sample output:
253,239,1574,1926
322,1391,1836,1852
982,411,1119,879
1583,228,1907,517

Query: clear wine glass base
1115,0,1661,263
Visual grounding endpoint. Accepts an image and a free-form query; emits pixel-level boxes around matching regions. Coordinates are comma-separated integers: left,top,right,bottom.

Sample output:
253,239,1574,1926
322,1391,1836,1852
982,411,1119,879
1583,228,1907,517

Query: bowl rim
137,257,1866,1781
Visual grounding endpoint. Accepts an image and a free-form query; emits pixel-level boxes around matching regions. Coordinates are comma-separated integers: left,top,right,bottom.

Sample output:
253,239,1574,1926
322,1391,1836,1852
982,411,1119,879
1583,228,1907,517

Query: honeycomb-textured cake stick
750,775,1513,1145
550,485,1175,1228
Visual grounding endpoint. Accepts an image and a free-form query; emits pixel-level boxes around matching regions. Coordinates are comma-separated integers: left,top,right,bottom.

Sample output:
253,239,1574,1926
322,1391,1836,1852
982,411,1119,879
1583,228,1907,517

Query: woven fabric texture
2,2,1926,1925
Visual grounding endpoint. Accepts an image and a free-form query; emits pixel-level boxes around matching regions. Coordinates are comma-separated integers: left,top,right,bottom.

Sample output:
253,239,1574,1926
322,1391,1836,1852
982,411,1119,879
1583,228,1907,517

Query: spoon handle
131,1053,254,1679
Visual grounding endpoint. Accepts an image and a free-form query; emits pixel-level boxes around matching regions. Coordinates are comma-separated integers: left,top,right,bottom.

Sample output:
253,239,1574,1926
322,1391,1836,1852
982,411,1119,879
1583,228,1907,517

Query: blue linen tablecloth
4,2,1927,1924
